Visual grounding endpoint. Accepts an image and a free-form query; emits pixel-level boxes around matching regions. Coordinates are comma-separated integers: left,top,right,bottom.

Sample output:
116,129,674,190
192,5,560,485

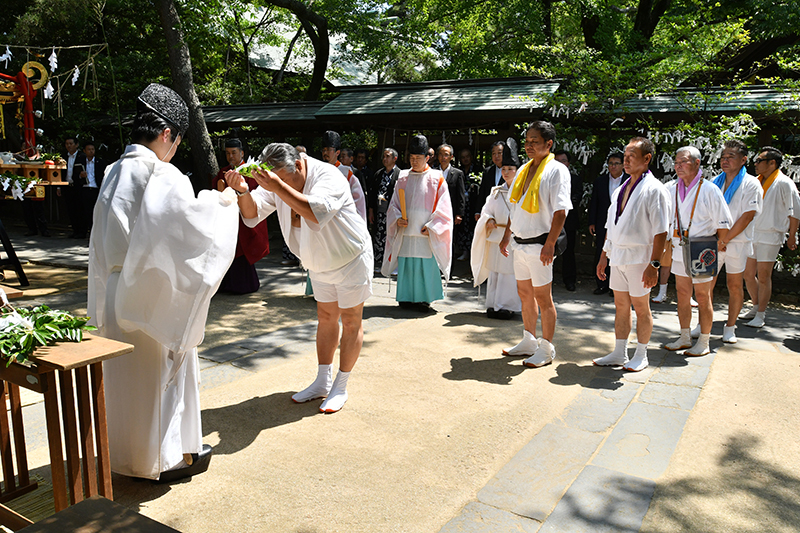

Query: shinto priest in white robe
471,183,522,312
88,144,239,479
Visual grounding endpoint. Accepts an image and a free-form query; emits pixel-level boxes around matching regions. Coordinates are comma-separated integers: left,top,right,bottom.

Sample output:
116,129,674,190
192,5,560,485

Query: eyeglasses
754,157,775,164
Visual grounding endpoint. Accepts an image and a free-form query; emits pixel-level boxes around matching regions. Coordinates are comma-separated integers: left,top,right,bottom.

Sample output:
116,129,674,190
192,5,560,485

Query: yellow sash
509,153,554,214
759,169,779,196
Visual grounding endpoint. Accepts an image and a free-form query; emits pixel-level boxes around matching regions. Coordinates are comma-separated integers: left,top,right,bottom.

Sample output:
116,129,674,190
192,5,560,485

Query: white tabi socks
292,364,332,403
593,338,629,366
320,370,350,413
665,328,692,351
503,330,539,356
624,343,649,372
686,333,711,356
652,284,668,303
722,325,737,344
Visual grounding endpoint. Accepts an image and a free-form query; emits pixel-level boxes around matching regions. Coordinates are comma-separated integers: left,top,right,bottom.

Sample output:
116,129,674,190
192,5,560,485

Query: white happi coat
244,156,373,286
88,144,239,479
381,166,453,280
717,172,762,258
603,173,670,266
667,178,732,263
334,161,367,221
508,158,572,249
472,184,521,312
752,171,800,245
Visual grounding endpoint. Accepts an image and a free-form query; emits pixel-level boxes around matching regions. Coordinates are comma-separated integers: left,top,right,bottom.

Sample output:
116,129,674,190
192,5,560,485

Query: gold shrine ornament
0,62,49,104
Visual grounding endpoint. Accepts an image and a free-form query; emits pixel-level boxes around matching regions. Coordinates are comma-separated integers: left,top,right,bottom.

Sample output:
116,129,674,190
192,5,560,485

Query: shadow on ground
201,391,319,455
642,433,800,533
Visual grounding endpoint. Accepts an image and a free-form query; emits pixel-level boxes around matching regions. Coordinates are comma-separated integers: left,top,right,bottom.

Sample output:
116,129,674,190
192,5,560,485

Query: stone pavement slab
539,465,655,533
439,502,541,533
477,424,604,521
591,402,690,480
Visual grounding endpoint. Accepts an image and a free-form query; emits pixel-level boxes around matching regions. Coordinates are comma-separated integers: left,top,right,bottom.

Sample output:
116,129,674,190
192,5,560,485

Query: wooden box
17,165,41,180
41,165,63,182
24,185,46,199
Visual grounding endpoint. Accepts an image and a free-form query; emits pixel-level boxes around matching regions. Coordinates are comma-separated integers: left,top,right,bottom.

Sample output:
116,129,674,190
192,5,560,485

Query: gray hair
383,147,399,159
676,145,701,162
259,143,301,173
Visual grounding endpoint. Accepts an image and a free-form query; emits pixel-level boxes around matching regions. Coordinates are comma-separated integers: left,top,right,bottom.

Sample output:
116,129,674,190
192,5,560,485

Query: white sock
292,364,332,403
679,328,691,341
696,333,710,350
615,338,627,355
624,342,649,371
756,311,766,320
320,370,350,413
657,284,667,298
634,342,647,356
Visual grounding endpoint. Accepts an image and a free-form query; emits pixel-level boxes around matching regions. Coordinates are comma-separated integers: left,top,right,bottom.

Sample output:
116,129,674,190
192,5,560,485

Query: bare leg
614,290,633,341
517,279,538,337
743,257,758,309
675,275,693,329
630,294,653,344
533,283,556,342
315,301,341,365
756,261,774,313
338,303,365,372
725,272,744,327
694,281,714,334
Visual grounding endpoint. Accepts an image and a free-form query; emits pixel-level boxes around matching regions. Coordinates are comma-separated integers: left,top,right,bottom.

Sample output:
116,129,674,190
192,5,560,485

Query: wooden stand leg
42,372,68,512
58,370,82,505
75,367,97,497
8,383,31,489
0,219,29,286
0,382,16,493
90,363,113,499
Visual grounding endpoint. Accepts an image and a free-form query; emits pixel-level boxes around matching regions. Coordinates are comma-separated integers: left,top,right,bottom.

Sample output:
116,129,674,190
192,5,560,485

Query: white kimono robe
471,184,521,312
243,156,373,287
334,161,367,221
88,144,239,479
381,166,453,279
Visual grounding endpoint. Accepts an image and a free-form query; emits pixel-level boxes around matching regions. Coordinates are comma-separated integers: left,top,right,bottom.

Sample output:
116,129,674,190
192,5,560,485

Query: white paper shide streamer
71,65,80,86
48,48,58,72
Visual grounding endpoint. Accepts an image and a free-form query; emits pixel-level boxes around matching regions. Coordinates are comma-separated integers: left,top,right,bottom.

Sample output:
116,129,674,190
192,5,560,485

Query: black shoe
155,444,213,484
486,308,499,319
399,301,414,309
565,283,576,291
496,309,515,320
593,287,609,295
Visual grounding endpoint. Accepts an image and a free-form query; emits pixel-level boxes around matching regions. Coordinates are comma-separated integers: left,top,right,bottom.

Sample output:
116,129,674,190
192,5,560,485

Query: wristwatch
649,260,661,269
235,188,249,196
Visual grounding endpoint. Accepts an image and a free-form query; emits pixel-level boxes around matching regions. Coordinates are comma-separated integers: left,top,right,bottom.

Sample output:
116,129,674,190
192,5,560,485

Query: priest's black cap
136,84,189,137
322,131,341,150
225,138,243,149
502,138,519,167
409,134,429,155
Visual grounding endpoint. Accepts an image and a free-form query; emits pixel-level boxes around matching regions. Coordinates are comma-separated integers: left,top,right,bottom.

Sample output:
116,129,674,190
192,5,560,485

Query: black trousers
594,229,610,290
63,185,86,237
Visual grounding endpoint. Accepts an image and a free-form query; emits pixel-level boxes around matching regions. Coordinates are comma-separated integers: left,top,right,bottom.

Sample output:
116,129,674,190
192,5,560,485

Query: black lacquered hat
136,83,189,137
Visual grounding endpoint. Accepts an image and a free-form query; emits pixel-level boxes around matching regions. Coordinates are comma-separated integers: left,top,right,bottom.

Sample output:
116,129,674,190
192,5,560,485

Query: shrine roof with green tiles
314,77,561,120
620,87,800,115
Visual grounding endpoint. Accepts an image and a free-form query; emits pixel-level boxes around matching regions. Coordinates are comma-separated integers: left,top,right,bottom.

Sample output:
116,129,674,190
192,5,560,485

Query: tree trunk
541,0,552,45
154,0,218,190
266,0,329,101
634,0,672,42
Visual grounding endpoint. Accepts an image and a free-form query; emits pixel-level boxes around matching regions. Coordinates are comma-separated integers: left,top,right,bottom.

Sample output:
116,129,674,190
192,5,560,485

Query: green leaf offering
0,305,98,366
237,161,274,178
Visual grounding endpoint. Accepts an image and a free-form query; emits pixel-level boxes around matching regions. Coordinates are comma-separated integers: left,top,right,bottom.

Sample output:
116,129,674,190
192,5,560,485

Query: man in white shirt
703,140,762,342
593,137,669,371
742,146,800,328
80,141,106,237
500,121,572,368
588,153,627,295
228,144,373,414
322,131,366,220
664,146,731,356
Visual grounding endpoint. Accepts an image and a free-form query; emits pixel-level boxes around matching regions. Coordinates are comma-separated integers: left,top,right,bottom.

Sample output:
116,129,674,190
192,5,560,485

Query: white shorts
609,263,649,298
671,260,713,285
310,276,372,309
513,244,553,288
718,241,749,275
749,242,782,263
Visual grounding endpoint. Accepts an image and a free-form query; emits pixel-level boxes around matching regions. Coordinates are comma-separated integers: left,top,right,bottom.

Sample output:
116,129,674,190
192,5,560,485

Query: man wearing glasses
588,152,628,295
742,146,800,328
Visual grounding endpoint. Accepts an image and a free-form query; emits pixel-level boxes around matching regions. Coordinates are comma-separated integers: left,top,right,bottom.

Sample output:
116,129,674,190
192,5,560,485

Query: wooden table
0,334,133,527
12,495,180,532
0,284,23,299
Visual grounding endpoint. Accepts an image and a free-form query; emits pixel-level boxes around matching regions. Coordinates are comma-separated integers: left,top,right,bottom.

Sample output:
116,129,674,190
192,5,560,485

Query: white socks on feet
320,370,350,413
665,328,692,351
686,333,710,356
722,325,737,343
624,343,649,372
652,284,668,303
746,312,765,328
593,338,629,366
503,330,539,356
292,364,332,403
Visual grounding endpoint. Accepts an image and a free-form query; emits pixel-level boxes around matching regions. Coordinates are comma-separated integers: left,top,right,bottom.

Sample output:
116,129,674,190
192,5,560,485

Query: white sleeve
242,187,277,228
